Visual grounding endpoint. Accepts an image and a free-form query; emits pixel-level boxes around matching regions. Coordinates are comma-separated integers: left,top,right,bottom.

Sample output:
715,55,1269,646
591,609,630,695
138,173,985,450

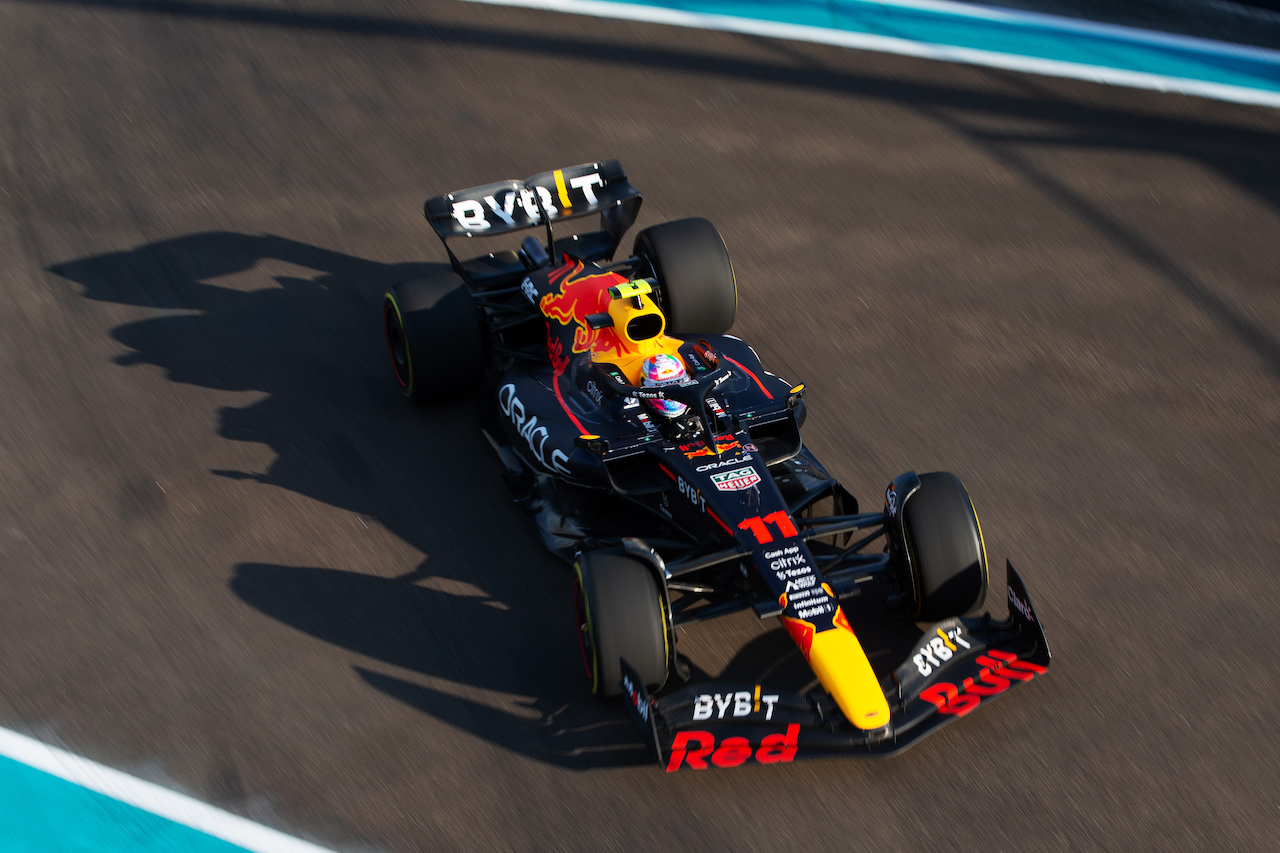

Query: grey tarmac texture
1,1,1278,851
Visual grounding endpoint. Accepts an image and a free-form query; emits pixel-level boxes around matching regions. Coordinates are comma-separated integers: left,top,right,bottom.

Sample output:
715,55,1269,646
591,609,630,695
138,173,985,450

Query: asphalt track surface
2,1,1279,850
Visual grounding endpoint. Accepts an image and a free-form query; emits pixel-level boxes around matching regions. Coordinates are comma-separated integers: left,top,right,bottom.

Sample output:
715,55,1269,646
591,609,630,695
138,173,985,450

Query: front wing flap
622,562,1051,772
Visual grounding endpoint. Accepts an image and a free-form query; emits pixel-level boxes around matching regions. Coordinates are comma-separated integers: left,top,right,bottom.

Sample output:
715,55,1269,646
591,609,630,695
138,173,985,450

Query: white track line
0,726,337,853
461,0,1280,108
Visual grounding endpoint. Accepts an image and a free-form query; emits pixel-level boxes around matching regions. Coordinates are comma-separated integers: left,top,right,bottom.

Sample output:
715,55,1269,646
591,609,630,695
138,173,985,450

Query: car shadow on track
52,231,948,770
52,231,929,770
230,562,657,769
49,232,653,768
48,231,495,564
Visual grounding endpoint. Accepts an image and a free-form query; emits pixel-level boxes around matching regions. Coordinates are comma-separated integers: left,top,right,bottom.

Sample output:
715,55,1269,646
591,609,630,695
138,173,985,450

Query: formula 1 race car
382,161,1051,770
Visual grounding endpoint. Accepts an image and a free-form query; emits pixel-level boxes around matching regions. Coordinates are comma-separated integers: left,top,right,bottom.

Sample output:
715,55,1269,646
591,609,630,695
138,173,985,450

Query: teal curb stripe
0,727,336,853
0,755,248,853
619,0,1280,93
464,0,1280,106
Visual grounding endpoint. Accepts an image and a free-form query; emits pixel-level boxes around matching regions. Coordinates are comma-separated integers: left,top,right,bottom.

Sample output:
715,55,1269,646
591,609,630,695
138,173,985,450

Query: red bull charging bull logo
680,436,742,459
539,259,629,362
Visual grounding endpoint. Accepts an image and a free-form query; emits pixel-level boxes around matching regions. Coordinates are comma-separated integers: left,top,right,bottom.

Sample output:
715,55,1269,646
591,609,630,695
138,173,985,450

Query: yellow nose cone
806,624,892,730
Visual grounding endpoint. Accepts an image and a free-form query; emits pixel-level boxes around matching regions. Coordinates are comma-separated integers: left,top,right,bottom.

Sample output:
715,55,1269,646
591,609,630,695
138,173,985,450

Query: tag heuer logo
711,466,761,491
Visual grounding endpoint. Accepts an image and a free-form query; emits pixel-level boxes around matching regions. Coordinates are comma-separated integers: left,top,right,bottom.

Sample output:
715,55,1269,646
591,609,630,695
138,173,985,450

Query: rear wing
423,160,642,261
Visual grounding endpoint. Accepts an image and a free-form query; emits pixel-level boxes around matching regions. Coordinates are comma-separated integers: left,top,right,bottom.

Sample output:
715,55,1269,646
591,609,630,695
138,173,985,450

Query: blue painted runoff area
588,0,1280,94
0,755,248,853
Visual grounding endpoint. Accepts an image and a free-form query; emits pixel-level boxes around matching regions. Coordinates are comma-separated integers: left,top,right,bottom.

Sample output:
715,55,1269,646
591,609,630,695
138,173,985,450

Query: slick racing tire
901,472,990,622
633,217,736,335
383,273,485,403
572,548,670,697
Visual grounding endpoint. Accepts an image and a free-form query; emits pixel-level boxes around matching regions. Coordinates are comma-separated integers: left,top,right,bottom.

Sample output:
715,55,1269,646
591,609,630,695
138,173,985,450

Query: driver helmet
640,353,689,418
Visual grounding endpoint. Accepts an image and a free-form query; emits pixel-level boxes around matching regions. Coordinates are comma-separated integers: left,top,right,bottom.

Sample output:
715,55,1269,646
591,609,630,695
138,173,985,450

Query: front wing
621,562,1050,771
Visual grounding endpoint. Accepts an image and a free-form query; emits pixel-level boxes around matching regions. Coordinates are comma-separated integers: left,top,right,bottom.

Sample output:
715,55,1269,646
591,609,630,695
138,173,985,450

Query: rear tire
902,472,989,622
633,218,736,335
383,273,485,402
572,549,670,697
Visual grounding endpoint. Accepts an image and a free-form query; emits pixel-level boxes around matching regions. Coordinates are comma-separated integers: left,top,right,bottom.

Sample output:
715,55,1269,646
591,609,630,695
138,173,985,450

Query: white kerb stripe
460,0,1280,108
0,726,337,853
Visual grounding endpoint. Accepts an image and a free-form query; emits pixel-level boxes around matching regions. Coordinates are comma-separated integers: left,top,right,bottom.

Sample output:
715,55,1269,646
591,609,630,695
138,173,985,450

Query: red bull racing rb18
381,160,1051,770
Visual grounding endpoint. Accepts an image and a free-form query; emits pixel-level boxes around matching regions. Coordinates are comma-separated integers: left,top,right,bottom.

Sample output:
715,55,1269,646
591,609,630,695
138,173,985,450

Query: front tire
902,472,990,622
383,273,485,402
572,549,671,697
633,217,737,335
